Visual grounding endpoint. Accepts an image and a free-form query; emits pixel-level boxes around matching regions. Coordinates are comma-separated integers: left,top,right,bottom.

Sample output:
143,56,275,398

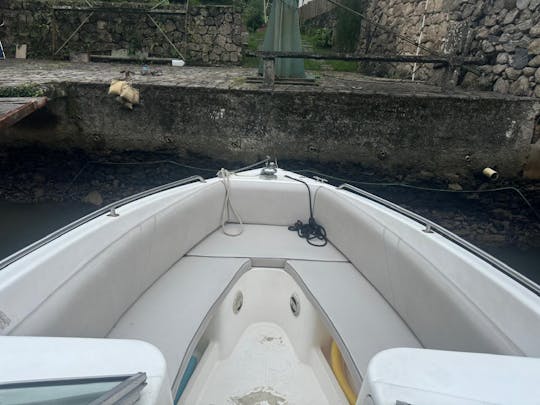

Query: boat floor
182,322,341,405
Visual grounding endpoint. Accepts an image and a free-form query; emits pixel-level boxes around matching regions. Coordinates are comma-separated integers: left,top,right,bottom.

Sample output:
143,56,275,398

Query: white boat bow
0,163,539,404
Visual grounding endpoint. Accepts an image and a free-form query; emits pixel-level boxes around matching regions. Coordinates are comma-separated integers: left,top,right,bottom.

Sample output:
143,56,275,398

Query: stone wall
357,0,540,96
358,0,459,81
461,0,540,98
0,0,246,64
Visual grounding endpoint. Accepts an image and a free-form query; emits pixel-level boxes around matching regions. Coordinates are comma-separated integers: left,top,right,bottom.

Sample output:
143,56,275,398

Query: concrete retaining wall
1,82,537,180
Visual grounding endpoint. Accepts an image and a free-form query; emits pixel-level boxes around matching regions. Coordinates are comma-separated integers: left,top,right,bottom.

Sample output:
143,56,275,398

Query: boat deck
192,322,330,405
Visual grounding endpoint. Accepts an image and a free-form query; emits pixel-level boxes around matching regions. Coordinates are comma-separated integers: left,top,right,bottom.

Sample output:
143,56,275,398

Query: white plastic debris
172,59,185,67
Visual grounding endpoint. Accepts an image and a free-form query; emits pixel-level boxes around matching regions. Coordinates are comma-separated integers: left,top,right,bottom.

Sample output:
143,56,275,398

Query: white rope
218,168,244,237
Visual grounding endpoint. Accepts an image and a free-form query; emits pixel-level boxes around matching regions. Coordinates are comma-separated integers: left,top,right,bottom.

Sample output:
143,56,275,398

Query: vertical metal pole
184,0,190,60
412,0,429,81
51,8,57,56
263,57,275,88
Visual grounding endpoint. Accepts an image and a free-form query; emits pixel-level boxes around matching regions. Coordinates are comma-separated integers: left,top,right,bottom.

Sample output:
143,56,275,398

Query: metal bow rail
0,175,205,271
337,183,540,297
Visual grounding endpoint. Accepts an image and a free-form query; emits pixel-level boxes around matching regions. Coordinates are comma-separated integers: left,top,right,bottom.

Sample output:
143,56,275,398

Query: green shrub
0,84,46,98
243,2,264,31
312,28,332,48
333,0,367,52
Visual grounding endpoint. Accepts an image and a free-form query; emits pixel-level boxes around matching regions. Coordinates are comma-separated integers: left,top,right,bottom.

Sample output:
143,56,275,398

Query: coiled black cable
285,175,328,247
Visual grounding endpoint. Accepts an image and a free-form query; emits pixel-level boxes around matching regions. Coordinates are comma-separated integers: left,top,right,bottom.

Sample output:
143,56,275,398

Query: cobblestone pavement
0,59,510,99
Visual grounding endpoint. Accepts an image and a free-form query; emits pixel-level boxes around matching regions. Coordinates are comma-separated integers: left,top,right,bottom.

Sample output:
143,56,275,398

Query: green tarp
259,0,305,78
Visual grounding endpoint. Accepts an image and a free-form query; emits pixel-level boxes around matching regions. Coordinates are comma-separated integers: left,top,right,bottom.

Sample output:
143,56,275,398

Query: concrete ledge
1,61,538,180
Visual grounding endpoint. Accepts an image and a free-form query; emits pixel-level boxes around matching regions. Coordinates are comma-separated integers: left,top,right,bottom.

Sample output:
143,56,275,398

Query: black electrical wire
285,175,328,247
295,169,540,221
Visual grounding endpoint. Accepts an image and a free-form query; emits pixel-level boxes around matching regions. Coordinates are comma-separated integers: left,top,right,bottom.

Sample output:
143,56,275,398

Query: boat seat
285,260,422,382
187,224,348,266
108,256,251,389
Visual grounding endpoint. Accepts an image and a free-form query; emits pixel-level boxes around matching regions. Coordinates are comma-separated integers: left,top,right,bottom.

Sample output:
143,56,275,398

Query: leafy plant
244,2,264,32
0,84,46,98
312,28,332,48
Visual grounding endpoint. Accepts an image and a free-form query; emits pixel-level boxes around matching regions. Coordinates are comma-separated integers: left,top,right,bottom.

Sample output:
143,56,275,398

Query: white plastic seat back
314,187,540,356
9,182,224,337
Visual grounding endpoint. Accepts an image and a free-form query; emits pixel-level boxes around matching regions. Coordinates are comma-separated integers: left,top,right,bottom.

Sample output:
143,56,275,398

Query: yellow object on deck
330,340,357,405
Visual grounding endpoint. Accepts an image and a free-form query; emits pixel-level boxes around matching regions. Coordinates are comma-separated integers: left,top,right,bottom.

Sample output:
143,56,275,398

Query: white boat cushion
314,187,528,356
226,177,313,226
187,224,348,266
285,260,421,382
109,256,251,388
11,182,224,338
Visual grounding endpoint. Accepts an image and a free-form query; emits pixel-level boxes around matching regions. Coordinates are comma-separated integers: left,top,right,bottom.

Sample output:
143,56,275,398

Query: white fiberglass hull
0,167,539,404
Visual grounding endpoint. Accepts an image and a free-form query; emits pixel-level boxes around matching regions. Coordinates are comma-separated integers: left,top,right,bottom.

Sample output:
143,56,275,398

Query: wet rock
496,53,509,64
482,40,496,53
448,183,463,191
503,9,520,25
33,173,46,183
33,188,44,199
492,208,514,220
482,233,507,244
83,190,103,206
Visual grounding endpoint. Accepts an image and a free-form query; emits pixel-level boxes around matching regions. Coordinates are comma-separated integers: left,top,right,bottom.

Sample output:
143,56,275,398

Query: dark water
0,153,538,285
0,201,95,259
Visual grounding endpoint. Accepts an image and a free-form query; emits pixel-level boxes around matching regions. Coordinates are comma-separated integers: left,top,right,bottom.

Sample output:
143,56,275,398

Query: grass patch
0,84,46,98
241,29,358,73
247,29,266,51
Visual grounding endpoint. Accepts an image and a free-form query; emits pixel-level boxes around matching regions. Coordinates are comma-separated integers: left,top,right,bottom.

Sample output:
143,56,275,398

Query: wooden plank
0,97,47,130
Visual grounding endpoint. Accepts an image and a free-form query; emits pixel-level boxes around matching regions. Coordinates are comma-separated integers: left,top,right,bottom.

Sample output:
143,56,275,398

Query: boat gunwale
0,171,538,299
0,175,206,272
337,183,540,297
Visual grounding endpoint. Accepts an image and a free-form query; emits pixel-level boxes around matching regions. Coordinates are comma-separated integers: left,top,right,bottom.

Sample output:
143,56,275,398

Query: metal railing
0,175,205,271
338,183,540,297
249,50,486,65
249,50,485,87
